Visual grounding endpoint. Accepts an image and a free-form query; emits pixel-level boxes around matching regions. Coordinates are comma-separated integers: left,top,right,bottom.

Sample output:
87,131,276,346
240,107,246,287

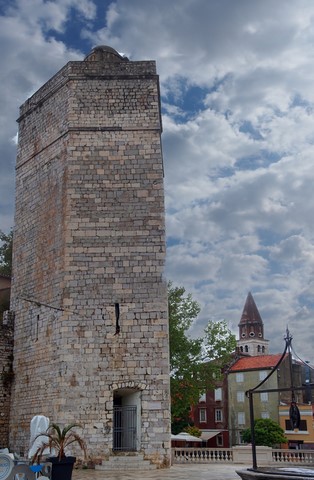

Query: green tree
168,282,236,432
0,295,10,320
203,319,237,363
242,418,288,447
169,282,203,431
0,229,12,320
0,229,13,277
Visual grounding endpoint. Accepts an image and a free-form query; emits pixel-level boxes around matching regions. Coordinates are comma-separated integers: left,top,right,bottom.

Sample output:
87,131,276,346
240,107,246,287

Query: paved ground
73,464,251,480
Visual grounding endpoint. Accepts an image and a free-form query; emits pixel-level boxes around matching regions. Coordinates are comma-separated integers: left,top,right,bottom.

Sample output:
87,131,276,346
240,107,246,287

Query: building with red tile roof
228,348,305,445
229,354,284,372
192,292,309,447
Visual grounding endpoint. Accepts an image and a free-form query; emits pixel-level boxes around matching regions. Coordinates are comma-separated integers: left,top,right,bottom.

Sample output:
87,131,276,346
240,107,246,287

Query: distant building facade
228,353,290,445
229,292,305,445
279,404,314,449
192,292,311,448
191,377,230,447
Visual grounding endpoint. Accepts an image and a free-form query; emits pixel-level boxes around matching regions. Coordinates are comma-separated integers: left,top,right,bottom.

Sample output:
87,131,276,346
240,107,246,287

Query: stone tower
237,292,269,356
10,46,170,467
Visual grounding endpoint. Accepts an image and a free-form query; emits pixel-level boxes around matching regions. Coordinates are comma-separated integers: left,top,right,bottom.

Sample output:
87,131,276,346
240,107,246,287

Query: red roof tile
229,354,285,372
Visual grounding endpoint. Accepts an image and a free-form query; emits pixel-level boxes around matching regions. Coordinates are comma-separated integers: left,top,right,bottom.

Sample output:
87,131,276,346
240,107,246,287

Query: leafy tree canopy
0,229,13,277
168,282,236,432
203,318,237,363
242,418,288,447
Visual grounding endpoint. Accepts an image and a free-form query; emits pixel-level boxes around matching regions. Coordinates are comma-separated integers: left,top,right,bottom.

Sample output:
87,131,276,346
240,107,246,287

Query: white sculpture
28,415,50,459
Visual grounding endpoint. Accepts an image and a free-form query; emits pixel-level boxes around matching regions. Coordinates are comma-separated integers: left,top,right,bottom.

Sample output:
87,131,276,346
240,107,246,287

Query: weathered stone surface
0,311,14,448
10,46,170,466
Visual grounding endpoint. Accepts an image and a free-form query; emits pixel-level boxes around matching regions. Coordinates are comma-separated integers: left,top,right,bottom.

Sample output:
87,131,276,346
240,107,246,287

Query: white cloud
4,0,96,32
68,0,314,361
2,0,314,360
0,0,91,230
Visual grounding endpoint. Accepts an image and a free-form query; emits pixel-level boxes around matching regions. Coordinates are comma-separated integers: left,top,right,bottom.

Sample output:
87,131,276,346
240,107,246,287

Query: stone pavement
73,464,251,480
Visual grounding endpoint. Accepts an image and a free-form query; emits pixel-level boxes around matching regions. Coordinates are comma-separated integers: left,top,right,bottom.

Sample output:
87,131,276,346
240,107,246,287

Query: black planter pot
48,456,76,480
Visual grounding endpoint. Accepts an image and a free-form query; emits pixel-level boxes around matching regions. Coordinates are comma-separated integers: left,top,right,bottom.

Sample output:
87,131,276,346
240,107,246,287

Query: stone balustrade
172,446,314,466
172,447,233,463
272,449,314,464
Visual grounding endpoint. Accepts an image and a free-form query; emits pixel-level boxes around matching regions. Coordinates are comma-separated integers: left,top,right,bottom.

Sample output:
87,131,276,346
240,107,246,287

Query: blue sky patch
162,79,209,121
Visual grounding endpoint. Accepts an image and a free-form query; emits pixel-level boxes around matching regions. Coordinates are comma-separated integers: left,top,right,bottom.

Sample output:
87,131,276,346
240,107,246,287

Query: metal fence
113,405,137,451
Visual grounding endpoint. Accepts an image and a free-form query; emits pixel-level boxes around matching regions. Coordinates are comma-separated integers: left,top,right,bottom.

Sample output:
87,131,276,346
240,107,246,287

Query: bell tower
237,292,269,356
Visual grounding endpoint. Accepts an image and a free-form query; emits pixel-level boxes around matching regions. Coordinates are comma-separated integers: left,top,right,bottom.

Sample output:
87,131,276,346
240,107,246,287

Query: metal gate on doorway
113,405,137,451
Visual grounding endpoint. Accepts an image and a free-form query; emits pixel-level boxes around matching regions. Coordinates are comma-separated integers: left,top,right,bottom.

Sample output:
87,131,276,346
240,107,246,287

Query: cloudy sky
1,0,314,362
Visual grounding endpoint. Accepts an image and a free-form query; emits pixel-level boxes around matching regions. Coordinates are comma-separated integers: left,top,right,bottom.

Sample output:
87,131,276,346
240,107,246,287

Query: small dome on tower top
85,45,129,62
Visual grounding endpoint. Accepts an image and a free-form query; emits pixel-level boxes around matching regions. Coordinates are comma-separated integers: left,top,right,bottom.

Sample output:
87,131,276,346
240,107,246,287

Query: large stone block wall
10,47,170,465
0,314,14,448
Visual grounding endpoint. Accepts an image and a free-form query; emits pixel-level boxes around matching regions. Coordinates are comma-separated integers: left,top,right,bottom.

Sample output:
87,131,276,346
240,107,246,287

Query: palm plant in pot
31,423,87,480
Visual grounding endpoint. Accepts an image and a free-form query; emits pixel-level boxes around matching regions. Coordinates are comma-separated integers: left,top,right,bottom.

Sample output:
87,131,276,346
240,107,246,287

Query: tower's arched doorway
113,388,141,451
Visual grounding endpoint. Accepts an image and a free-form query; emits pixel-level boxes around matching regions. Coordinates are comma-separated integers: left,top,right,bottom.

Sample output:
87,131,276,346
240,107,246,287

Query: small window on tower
249,332,255,337
114,303,120,335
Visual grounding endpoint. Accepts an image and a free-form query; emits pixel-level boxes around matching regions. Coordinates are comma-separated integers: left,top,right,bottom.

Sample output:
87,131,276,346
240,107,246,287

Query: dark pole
248,390,257,470
285,328,295,401
305,361,311,404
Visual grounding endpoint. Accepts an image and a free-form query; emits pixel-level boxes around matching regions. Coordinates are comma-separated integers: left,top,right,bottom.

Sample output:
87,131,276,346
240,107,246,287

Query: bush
242,418,287,447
